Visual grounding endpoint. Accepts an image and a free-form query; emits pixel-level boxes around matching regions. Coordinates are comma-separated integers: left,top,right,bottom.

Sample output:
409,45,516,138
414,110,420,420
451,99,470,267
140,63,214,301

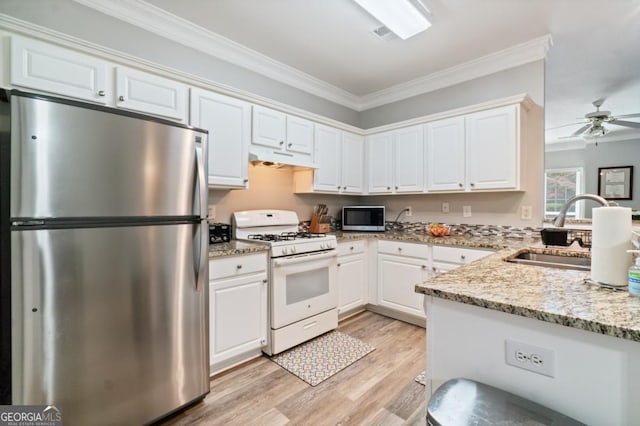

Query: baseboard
338,306,367,322
209,350,263,377
364,304,426,328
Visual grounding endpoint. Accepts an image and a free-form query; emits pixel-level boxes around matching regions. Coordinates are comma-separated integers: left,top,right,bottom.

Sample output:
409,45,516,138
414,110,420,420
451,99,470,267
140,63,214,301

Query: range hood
249,146,317,169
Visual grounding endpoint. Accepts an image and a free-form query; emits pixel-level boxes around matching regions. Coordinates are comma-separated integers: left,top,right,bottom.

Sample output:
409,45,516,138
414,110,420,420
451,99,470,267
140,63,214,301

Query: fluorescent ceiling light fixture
354,0,431,40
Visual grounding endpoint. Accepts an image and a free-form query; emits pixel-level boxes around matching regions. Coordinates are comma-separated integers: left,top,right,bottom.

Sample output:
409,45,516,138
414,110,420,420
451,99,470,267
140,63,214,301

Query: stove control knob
282,247,288,255
291,246,297,254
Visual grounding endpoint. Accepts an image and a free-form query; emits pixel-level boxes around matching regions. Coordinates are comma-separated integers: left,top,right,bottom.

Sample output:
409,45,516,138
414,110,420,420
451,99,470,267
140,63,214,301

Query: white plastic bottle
627,250,640,297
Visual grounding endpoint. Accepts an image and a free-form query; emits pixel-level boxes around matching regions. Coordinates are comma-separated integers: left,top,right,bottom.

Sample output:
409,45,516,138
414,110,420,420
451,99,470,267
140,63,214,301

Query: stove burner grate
247,232,327,242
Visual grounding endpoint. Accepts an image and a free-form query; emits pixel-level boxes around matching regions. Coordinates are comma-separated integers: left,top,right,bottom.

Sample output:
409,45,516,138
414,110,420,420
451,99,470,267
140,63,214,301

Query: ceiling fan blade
545,121,588,131
571,123,592,136
609,119,640,129
615,113,640,119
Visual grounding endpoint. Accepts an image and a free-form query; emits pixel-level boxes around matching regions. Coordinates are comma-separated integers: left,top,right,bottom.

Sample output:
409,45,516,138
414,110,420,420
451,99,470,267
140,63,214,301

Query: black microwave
342,206,385,232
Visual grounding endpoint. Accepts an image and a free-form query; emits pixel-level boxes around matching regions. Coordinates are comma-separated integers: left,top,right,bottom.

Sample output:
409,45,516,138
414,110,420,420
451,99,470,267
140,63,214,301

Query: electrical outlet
521,205,532,220
463,205,472,217
405,206,412,217
208,205,216,219
505,339,555,377
442,202,450,213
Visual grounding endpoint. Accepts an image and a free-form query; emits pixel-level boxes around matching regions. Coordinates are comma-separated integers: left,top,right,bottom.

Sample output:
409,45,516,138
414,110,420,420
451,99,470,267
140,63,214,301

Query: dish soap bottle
627,250,640,297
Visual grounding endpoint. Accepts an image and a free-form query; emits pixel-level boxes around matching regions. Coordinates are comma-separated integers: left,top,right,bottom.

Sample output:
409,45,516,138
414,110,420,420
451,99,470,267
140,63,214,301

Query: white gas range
232,210,338,355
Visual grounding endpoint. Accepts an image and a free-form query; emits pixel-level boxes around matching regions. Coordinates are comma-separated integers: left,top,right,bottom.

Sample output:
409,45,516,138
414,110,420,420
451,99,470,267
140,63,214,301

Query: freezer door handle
195,140,207,218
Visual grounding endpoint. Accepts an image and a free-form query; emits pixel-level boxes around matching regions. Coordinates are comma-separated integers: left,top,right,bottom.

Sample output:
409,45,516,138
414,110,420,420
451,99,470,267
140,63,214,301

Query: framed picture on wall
598,166,633,200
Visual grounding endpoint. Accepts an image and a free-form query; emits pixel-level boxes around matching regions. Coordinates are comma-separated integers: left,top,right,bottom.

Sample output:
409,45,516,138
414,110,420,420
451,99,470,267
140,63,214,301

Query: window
544,168,584,218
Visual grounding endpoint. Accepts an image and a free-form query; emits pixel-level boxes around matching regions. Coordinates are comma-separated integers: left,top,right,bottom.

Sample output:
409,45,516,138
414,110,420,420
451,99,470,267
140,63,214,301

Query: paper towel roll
591,207,632,287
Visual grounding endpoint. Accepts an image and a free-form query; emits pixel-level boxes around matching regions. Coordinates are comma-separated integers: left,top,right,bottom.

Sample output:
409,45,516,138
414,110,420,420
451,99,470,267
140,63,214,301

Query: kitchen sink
504,250,591,271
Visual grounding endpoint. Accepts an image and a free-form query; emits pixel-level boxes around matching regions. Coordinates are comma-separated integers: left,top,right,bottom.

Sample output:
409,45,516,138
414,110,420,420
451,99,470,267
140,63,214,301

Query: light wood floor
162,311,427,426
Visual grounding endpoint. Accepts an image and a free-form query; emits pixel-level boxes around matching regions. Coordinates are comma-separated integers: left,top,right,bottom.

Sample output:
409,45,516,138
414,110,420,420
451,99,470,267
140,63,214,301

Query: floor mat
415,371,426,386
270,330,375,386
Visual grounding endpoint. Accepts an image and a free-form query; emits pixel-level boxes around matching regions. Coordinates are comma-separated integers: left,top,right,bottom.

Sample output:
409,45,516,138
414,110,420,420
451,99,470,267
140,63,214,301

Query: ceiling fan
551,99,640,138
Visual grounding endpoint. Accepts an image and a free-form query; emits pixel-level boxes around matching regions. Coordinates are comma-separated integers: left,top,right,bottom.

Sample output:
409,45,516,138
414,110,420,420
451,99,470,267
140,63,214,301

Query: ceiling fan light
583,125,608,139
353,0,431,40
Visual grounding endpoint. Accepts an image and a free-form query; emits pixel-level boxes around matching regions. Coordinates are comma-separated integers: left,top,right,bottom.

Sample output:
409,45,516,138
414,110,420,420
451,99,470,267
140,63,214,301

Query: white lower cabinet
377,241,429,318
209,253,268,374
337,240,368,315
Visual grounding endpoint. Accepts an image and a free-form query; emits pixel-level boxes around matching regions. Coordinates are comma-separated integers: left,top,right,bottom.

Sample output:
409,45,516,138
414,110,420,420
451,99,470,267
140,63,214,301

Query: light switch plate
521,205,532,220
442,202,450,213
208,205,216,219
463,205,472,217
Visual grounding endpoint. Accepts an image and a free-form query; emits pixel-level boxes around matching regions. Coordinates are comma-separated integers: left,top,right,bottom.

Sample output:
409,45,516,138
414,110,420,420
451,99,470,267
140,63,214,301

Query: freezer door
10,94,207,219
11,223,209,425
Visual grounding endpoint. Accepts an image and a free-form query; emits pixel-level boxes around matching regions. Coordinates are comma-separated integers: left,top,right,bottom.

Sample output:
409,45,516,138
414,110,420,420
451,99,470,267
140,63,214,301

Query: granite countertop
208,240,269,258
415,243,640,342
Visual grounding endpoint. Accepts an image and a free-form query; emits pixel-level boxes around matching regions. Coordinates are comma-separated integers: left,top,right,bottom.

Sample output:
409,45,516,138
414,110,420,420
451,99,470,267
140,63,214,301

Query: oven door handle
273,250,337,266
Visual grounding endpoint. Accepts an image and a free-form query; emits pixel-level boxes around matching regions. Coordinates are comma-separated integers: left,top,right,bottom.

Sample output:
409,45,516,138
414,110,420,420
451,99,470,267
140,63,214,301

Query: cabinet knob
460,255,466,260
288,143,292,147
97,90,105,97
337,186,341,189
337,263,341,267
387,186,391,190
118,95,125,102
243,179,249,183
458,183,463,188
260,339,267,345
395,186,399,190
398,247,402,252
262,279,267,284
422,265,427,269
279,141,284,145
343,186,346,190
236,264,242,270
432,266,437,272
470,182,475,187
350,246,354,250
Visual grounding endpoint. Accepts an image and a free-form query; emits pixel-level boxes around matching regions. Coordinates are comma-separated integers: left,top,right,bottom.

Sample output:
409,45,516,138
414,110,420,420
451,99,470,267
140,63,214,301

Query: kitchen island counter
415,244,640,342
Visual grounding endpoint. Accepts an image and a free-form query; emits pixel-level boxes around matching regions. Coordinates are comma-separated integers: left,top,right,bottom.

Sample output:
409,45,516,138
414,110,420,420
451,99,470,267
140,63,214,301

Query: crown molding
73,0,550,112
359,35,552,110
72,0,361,110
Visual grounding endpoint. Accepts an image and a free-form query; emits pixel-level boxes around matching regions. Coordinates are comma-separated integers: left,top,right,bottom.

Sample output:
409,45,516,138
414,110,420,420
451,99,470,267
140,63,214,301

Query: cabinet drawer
337,240,367,256
209,253,267,280
432,245,493,264
377,240,429,259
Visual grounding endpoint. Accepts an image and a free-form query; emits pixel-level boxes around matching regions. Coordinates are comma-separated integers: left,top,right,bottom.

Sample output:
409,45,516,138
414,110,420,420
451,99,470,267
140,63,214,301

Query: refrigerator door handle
195,141,207,218
194,220,207,291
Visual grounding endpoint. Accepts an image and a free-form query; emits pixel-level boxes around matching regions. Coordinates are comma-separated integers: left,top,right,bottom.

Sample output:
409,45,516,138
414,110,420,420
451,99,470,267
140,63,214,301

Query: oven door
271,250,337,329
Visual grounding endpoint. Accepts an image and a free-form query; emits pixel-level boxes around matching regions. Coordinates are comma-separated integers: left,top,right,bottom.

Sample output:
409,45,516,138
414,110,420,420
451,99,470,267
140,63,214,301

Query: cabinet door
209,274,267,368
377,254,427,318
10,36,109,104
341,132,364,193
190,88,250,188
115,66,188,121
367,132,394,193
286,115,314,155
252,105,286,149
337,253,367,314
313,124,342,192
425,117,466,191
395,125,424,192
465,105,518,190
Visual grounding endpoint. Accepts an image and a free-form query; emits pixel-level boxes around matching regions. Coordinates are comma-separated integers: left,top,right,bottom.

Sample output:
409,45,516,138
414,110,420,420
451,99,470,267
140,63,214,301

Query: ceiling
89,0,640,142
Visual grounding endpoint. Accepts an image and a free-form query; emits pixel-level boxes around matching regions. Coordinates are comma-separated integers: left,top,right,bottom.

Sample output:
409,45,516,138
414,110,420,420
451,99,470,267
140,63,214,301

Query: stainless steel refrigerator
0,90,210,425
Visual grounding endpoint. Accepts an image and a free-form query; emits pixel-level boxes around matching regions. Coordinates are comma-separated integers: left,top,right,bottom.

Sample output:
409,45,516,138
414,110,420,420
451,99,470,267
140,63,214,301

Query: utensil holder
310,215,330,233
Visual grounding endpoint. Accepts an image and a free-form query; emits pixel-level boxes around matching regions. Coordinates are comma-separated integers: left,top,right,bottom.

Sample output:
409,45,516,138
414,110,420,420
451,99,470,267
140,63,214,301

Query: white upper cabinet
425,104,520,192
10,36,110,104
341,131,364,193
115,66,188,121
190,88,250,188
394,125,424,193
286,115,314,155
252,105,287,149
294,126,363,194
367,131,394,193
425,116,466,191
313,124,342,192
367,126,424,194
465,104,518,190
251,105,314,167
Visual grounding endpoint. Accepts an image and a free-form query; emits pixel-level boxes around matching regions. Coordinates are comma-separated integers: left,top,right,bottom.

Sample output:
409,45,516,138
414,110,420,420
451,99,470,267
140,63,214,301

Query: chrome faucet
553,194,610,227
